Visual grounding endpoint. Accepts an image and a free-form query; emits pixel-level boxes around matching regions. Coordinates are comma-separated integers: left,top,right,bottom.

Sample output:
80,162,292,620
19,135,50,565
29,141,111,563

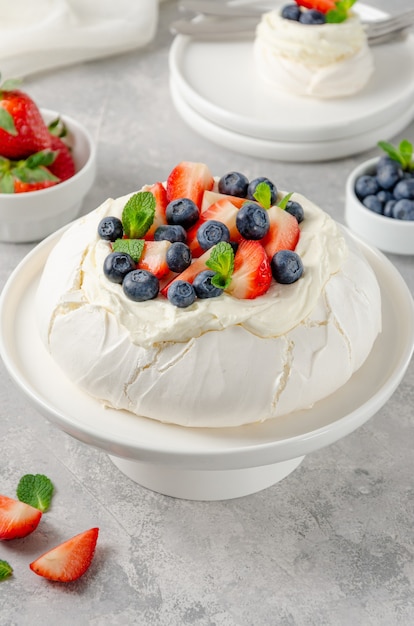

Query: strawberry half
295,0,337,13
261,206,300,259
30,527,99,582
47,134,76,182
166,161,214,209
225,240,272,299
143,182,168,239
137,240,171,279
0,494,42,540
0,85,52,159
186,197,243,258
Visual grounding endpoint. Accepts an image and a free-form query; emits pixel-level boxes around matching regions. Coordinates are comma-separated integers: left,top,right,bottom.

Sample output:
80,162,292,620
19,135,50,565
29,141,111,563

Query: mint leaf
253,182,272,209
16,474,54,513
378,139,414,170
0,108,17,136
277,192,294,210
0,560,13,581
326,0,357,23
206,242,234,289
112,238,145,263
122,191,156,239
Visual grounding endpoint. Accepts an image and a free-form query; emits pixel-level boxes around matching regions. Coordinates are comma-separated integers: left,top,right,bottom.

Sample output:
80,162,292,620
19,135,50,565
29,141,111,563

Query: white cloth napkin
0,0,160,78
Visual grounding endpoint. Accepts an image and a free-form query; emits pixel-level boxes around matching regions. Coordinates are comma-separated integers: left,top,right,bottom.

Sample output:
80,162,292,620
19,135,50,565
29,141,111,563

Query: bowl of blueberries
345,139,414,255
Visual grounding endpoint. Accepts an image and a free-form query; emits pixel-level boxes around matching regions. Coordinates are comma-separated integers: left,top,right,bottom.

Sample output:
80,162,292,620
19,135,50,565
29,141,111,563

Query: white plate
169,4,414,146
170,78,414,162
0,227,413,499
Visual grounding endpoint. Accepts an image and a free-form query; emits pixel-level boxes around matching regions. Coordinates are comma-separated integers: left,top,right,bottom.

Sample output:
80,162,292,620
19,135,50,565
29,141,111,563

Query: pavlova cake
36,161,381,428
254,0,374,98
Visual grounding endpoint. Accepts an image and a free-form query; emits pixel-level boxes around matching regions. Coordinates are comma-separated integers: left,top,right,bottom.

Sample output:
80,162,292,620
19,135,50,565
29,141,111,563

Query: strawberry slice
225,240,272,300
261,206,300,259
201,190,245,213
30,527,99,582
0,494,42,540
295,0,336,13
143,182,168,239
186,197,243,258
160,248,212,297
166,161,214,209
137,240,171,279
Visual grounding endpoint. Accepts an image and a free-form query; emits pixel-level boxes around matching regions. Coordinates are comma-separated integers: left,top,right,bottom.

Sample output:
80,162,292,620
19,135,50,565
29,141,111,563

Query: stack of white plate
169,4,414,162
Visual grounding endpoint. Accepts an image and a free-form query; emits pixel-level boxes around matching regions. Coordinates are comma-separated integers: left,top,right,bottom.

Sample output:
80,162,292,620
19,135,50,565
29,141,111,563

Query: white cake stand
0,228,413,500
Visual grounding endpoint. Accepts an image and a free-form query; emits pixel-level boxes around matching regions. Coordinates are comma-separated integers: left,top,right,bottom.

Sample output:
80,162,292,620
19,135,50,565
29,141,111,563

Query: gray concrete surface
0,1,413,624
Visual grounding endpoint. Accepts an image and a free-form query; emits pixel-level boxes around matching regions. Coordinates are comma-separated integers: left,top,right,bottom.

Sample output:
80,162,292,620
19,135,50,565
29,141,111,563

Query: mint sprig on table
378,139,414,171
326,0,357,23
0,560,13,582
112,238,145,263
122,191,155,239
206,242,234,289
16,473,54,513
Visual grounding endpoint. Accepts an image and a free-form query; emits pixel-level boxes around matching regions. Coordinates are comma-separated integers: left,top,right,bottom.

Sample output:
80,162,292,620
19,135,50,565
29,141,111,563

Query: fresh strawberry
186,197,243,257
0,80,51,159
0,150,59,194
166,161,214,209
295,0,337,13
137,240,171,279
30,527,99,582
225,240,272,299
143,182,168,239
261,206,300,259
0,494,42,540
161,248,212,297
201,190,245,213
47,134,76,182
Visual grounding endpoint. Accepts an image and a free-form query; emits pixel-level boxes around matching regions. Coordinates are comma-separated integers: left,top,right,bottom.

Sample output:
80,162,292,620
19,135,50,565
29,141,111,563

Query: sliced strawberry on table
137,240,171,279
0,494,42,540
225,240,272,300
201,190,245,213
186,197,244,257
30,527,99,582
166,161,214,209
47,134,76,182
261,205,300,259
143,182,168,239
0,80,52,159
295,0,337,13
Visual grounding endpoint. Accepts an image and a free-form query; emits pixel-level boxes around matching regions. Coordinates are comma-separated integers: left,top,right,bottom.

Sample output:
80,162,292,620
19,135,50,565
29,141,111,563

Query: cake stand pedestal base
108,455,305,501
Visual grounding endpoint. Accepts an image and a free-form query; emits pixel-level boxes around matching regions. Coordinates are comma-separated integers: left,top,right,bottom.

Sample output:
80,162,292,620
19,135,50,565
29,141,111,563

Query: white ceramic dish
169,4,414,158
345,157,414,255
0,225,413,500
0,108,96,243
170,78,414,162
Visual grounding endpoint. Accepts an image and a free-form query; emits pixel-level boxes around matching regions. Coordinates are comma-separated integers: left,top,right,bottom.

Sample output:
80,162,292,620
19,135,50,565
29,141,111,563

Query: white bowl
0,108,96,243
345,157,414,256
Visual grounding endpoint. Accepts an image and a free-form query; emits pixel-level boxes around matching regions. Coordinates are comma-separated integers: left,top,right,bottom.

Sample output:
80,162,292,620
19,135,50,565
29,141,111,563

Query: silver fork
172,1,414,45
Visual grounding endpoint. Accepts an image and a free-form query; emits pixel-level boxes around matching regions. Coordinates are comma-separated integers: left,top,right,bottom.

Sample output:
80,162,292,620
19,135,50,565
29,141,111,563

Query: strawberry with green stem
0,150,59,194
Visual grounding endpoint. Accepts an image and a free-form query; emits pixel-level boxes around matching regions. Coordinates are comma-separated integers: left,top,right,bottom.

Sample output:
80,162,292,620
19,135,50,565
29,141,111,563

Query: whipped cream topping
254,10,374,98
36,187,381,428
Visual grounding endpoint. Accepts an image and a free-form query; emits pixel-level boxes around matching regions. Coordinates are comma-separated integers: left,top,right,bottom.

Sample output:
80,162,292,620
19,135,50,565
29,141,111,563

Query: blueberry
167,280,196,308
193,270,223,299
103,252,136,284
98,216,123,241
355,175,380,200
122,269,159,301
247,177,277,205
376,190,393,205
393,179,414,200
362,195,383,214
383,200,396,217
281,4,301,20
196,220,230,250
166,242,192,273
376,163,402,190
285,200,304,223
218,171,249,198
299,9,326,24
236,202,270,239
154,224,187,243
166,198,199,229
271,250,303,284
392,199,414,220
